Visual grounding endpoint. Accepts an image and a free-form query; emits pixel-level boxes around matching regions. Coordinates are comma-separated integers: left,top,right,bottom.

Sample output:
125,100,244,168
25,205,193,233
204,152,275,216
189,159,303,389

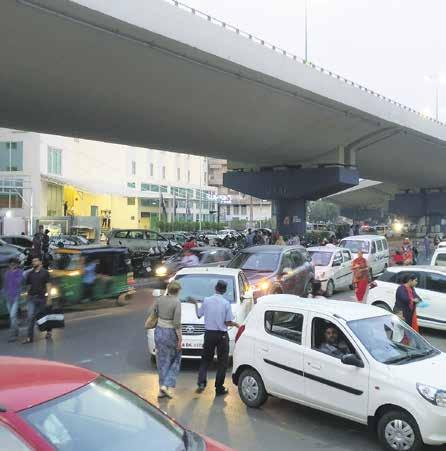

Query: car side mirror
241,290,253,302
332,259,342,267
341,353,364,368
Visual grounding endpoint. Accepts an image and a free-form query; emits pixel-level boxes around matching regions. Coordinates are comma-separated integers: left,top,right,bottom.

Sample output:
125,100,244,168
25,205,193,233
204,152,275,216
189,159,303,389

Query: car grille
181,348,203,357
181,324,205,335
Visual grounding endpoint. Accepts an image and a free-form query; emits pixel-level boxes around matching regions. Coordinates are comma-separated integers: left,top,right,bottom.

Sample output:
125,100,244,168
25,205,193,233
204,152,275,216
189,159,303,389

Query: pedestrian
146,281,182,399
352,250,369,302
401,238,413,265
181,249,199,267
32,225,44,258
189,280,239,396
22,257,52,344
424,235,431,259
4,258,23,342
106,211,111,229
182,236,197,251
63,201,68,216
394,273,420,332
349,225,354,236
434,234,440,247
275,235,286,245
393,250,404,266
42,229,50,268
354,223,360,236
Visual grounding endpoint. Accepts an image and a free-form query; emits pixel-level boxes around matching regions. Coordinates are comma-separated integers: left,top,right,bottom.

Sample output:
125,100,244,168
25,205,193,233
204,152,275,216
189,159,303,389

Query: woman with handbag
394,273,420,332
145,281,182,399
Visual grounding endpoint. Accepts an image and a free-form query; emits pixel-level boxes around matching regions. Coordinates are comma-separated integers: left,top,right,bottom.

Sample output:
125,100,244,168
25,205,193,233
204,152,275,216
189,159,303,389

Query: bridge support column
223,166,358,237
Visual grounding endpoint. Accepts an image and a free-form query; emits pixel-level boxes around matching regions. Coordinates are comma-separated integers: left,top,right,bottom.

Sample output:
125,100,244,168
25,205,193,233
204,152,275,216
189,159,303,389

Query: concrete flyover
1,0,446,232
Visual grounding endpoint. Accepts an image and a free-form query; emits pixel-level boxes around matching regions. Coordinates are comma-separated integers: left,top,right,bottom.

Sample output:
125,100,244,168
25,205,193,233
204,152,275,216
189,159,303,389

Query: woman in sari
394,273,420,332
352,250,369,302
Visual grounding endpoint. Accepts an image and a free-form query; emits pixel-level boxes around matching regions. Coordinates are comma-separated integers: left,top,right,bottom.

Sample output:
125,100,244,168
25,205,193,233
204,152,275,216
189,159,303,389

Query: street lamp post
425,74,446,121
304,0,308,61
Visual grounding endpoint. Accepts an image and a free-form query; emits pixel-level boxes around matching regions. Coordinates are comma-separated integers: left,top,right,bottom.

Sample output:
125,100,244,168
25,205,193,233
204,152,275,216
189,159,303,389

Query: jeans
26,296,46,341
198,330,229,390
6,298,19,338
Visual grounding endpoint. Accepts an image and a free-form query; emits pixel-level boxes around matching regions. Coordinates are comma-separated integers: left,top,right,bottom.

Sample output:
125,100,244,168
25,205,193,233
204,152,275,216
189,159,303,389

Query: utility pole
304,0,308,61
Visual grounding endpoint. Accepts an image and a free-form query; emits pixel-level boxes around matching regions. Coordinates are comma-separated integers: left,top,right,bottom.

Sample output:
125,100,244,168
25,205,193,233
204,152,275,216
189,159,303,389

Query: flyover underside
224,167,359,235
1,0,446,189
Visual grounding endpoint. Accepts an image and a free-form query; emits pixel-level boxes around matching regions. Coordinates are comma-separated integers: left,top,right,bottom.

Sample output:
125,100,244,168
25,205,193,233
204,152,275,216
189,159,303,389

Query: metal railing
164,0,444,126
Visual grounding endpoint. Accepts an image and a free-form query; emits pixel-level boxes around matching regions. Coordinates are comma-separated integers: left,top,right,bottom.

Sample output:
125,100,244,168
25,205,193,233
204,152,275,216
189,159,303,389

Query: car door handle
307,362,321,371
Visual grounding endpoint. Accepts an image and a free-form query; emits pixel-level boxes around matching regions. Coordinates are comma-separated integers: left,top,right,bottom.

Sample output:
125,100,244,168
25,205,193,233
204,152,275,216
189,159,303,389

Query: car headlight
50,287,59,297
252,280,270,292
155,266,167,276
417,383,446,407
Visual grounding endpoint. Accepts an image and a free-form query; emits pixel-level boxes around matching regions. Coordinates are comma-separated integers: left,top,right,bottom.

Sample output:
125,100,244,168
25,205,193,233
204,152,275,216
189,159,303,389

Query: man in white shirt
181,250,199,267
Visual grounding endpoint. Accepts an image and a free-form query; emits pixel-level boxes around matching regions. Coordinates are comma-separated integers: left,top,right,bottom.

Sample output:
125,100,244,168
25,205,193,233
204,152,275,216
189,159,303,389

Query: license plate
182,342,203,349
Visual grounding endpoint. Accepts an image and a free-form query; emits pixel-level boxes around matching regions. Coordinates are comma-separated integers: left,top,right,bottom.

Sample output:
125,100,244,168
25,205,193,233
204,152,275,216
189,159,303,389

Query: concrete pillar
274,199,306,237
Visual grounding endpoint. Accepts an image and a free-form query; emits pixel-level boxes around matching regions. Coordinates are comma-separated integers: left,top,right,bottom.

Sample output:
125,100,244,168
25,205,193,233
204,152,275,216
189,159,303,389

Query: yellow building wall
63,186,143,229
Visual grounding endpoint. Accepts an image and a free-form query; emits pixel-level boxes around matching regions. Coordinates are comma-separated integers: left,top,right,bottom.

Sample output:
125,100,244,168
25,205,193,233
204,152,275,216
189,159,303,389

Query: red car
0,357,233,451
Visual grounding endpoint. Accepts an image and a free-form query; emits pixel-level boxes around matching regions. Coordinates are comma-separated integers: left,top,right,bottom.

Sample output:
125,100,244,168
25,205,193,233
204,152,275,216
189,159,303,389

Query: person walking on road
352,250,369,303
424,235,431,259
189,280,239,396
147,281,182,399
32,225,45,259
4,258,23,342
23,257,52,344
394,273,420,332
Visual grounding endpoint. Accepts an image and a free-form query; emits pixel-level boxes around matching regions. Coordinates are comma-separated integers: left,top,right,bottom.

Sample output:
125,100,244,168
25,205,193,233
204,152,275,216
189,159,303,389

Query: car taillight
235,324,245,343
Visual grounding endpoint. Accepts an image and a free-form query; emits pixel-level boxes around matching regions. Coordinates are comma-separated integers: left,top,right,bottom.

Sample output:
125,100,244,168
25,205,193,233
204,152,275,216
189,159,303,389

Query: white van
339,235,389,277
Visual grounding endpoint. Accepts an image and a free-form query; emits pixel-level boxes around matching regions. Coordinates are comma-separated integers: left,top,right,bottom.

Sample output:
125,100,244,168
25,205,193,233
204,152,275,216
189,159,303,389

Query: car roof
307,246,339,252
56,245,128,253
385,265,446,274
242,245,304,254
341,235,385,240
0,357,98,412
176,267,241,277
256,294,387,321
434,246,446,252
190,247,229,252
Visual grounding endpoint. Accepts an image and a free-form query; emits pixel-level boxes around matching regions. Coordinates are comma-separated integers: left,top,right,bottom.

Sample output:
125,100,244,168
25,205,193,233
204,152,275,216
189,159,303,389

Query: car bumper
147,330,235,359
417,403,446,445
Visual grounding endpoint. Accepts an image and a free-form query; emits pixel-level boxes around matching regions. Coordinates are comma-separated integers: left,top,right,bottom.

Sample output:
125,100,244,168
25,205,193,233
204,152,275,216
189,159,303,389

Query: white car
308,246,353,296
233,294,446,451
339,235,389,277
431,247,446,267
367,266,446,330
147,267,253,359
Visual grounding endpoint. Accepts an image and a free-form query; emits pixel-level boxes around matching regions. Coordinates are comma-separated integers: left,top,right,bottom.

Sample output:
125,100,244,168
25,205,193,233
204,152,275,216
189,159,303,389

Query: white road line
77,359,93,364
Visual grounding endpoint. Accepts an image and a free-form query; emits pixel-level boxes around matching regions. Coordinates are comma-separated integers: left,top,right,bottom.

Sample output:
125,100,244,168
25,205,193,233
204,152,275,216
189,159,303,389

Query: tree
307,200,340,223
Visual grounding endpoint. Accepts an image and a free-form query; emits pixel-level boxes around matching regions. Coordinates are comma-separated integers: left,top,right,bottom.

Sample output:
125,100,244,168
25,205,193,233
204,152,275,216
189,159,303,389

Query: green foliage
307,200,340,223
157,221,220,232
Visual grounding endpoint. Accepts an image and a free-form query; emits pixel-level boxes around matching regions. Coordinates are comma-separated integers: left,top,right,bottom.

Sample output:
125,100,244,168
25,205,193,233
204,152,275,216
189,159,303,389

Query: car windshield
309,251,333,266
176,274,236,303
434,253,446,267
348,315,438,364
21,376,190,451
228,252,280,272
52,253,81,270
340,240,370,254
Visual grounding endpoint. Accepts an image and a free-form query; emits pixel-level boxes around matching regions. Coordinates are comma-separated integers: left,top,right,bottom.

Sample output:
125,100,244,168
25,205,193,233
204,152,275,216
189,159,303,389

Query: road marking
77,359,93,364
104,353,113,357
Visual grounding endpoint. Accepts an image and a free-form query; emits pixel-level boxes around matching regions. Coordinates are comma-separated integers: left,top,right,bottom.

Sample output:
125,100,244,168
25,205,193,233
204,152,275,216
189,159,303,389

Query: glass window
176,274,236,304
394,271,422,286
114,231,128,239
228,252,280,272
0,423,31,451
140,198,159,207
433,253,446,267
333,252,343,265
127,197,136,206
48,147,62,175
128,230,145,239
265,311,303,345
309,250,333,266
127,182,136,189
141,183,149,191
378,270,396,283
146,231,165,241
233,205,240,215
291,251,304,267
425,272,446,293
376,240,383,252
0,142,23,172
382,240,388,250
311,318,355,359
342,250,352,262
21,377,185,451
0,142,9,171
371,241,377,254
340,239,370,254
241,205,247,215
349,315,438,364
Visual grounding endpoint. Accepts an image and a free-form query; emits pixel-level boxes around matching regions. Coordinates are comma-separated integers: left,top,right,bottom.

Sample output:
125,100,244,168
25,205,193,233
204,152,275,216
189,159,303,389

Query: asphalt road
1,286,446,451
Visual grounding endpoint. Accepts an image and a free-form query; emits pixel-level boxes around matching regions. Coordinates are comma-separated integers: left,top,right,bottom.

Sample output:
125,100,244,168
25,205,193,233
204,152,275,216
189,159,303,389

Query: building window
127,182,136,189
204,171,207,183
131,161,136,176
0,142,23,172
46,182,62,215
177,168,181,181
241,205,247,215
127,197,136,206
150,163,154,177
226,205,231,215
187,170,191,183
141,198,160,207
48,147,62,175
233,205,239,215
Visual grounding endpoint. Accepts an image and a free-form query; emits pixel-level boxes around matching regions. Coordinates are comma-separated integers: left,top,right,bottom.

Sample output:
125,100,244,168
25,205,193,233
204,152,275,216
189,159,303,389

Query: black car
228,245,314,300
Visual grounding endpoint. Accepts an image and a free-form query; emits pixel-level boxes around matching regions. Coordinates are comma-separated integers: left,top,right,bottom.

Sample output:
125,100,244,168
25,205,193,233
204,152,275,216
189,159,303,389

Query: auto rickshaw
50,246,135,306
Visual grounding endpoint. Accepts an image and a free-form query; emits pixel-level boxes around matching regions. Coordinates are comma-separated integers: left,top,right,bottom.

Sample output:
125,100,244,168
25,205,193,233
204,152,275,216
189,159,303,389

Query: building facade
208,158,272,225
0,128,216,234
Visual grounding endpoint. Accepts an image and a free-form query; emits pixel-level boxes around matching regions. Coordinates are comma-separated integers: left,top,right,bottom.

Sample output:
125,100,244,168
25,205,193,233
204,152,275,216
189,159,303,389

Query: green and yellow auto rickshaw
50,246,135,306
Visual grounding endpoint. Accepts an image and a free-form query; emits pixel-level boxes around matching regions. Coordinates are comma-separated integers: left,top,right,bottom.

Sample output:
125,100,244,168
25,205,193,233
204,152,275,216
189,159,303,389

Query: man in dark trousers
189,280,239,396
23,257,52,343
32,225,45,258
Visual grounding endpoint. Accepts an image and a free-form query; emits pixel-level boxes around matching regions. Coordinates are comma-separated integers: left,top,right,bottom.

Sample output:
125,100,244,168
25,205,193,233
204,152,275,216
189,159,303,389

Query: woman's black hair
402,273,417,284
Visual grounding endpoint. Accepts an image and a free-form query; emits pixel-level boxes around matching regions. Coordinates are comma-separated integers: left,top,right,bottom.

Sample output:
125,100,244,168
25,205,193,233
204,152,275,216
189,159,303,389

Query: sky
180,0,446,119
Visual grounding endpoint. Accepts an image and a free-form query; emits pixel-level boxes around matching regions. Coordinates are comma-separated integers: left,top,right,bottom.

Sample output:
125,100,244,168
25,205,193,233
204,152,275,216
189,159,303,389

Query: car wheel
238,368,268,408
373,301,392,312
377,409,423,451
325,280,335,297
